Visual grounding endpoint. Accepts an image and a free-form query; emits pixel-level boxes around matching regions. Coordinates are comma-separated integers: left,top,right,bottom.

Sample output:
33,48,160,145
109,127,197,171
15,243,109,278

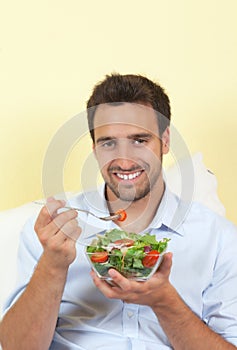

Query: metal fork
34,201,122,221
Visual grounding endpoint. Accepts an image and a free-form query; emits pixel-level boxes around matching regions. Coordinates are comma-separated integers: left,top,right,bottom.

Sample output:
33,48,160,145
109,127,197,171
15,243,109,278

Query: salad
86,229,170,280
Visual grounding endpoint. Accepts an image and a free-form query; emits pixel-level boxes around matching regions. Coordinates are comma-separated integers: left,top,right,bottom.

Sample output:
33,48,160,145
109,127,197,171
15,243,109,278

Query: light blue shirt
3,187,237,349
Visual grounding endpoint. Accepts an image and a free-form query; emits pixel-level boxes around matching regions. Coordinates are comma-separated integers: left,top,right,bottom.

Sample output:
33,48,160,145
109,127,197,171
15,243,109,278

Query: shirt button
127,311,134,318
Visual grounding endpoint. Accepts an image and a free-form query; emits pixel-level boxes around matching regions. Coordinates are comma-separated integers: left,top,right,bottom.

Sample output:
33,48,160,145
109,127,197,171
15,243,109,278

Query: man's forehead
93,102,159,134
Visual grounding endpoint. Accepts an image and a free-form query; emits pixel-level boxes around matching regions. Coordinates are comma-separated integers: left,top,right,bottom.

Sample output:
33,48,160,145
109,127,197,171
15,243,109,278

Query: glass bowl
85,227,170,281
86,249,165,281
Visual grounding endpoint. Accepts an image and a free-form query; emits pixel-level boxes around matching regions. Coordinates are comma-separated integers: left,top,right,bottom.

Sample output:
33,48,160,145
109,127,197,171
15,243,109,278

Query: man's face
93,103,169,203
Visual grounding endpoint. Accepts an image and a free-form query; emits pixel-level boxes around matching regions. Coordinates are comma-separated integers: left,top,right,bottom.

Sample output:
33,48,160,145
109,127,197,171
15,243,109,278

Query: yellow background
0,0,236,225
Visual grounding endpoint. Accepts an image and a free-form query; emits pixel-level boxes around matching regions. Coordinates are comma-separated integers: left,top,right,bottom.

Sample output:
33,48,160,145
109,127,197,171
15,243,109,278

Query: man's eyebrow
127,133,153,139
95,136,115,144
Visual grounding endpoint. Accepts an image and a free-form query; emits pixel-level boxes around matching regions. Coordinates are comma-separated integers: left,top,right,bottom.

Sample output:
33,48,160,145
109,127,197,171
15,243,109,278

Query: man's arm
0,199,81,350
152,281,237,350
90,253,237,350
0,256,68,350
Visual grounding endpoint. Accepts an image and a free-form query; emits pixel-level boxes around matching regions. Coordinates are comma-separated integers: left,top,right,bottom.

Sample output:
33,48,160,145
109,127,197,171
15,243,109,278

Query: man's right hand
0,197,82,350
34,197,82,272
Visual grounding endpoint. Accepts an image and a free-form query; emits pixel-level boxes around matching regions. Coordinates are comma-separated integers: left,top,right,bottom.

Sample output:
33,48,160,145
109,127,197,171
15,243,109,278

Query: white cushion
0,153,225,315
0,203,41,315
164,152,226,217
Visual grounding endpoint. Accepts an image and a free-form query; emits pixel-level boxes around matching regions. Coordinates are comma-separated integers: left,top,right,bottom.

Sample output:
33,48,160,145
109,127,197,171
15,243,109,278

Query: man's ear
161,127,170,154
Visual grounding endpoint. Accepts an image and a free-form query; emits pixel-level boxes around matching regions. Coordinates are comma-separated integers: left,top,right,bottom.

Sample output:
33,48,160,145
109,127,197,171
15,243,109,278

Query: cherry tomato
142,250,159,268
115,209,127,222
113,238,135,247
90,251,108,263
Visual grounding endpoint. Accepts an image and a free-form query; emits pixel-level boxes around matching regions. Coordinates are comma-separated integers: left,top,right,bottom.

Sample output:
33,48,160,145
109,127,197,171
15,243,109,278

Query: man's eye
133,139,147,145
101,140,116,148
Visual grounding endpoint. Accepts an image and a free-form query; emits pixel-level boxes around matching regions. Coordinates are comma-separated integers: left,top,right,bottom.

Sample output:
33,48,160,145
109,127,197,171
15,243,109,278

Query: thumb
157,252,173,277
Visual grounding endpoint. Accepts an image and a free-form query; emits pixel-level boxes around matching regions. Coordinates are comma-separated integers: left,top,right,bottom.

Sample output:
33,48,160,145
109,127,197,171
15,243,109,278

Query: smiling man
1,74,237,350
92,102,169,233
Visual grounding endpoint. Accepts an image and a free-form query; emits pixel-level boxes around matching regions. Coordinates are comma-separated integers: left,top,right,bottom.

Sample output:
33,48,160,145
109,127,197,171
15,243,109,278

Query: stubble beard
106,177,151,202
104,156,163,202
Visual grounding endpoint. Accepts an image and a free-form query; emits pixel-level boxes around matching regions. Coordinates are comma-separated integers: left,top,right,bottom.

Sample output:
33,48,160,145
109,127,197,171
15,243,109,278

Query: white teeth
116,171,141,180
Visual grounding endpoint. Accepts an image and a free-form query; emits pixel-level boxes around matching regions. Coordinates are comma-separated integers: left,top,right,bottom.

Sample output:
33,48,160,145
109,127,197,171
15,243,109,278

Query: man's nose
113,157,137,170
116,139,132,159
113,140,138,169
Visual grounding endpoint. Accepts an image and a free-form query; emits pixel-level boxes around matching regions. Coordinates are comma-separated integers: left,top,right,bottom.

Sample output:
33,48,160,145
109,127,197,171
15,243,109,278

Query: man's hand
34,197,82,272
90,252,173,307
0,197,82,350
91,252,237,350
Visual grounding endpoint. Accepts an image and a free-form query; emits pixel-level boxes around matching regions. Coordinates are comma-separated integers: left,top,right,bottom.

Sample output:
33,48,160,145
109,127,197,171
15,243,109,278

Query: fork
34,201,124,221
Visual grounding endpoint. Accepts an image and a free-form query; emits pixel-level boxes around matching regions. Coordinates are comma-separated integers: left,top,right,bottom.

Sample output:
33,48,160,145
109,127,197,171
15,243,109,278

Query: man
1,74,237,349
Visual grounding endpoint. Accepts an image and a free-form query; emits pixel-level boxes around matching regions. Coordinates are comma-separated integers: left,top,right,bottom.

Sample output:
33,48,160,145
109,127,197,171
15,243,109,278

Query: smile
115,171,142,180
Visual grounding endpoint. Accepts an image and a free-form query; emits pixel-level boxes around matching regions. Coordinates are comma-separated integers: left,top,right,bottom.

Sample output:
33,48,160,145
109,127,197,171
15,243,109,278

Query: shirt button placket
122,303,139,338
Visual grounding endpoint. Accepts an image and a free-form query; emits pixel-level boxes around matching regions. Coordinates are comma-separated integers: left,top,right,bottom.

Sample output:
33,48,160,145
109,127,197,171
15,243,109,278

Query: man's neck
106,179,165,233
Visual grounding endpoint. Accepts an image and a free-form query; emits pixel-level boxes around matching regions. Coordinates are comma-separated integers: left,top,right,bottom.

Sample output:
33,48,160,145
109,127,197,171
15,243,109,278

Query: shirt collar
147,186,186,236
78,183,187,239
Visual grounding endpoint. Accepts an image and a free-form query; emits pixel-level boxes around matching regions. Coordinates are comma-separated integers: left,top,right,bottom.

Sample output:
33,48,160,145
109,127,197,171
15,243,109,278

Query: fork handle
65,206,96,217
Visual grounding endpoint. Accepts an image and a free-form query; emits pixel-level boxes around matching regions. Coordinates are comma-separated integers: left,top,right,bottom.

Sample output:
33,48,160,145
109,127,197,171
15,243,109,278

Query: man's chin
116,190,150,202
106,182,151,202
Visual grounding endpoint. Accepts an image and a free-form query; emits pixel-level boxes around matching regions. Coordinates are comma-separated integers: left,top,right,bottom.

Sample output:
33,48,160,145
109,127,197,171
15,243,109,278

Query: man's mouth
114,170,143,181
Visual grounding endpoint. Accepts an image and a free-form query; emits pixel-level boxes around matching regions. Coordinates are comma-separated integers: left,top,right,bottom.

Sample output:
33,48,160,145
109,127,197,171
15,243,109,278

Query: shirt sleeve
2,215,43,314
202,220,237,346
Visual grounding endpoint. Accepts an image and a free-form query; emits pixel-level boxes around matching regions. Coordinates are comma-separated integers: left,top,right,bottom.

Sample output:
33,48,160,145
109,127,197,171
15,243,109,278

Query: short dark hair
86,73,171,141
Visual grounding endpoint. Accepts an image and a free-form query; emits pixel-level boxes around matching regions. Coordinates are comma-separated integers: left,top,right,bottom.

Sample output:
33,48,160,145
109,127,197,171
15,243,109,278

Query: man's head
87,73,171,204
87,73,171,142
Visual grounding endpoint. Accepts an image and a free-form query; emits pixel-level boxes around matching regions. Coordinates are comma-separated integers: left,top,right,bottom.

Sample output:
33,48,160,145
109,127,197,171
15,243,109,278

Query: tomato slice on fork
115,209,127,222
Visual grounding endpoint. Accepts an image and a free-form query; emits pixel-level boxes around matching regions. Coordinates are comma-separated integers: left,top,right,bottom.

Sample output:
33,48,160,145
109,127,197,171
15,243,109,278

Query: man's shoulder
184,198,237,237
